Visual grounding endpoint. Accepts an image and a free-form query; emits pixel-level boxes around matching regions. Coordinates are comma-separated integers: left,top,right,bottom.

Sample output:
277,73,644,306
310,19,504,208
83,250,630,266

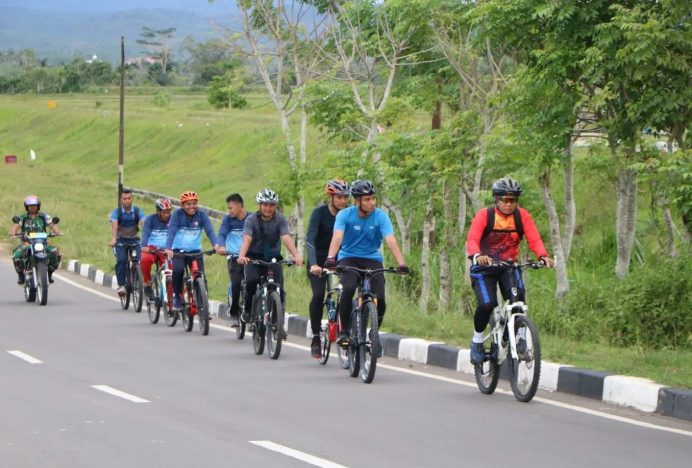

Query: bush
152,91,172,108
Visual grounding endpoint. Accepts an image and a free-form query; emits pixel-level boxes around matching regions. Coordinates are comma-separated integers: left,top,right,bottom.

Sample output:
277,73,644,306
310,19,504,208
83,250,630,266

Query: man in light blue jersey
165,191,218,310
140,198,172,300
324,180,408,346
216,193,248,327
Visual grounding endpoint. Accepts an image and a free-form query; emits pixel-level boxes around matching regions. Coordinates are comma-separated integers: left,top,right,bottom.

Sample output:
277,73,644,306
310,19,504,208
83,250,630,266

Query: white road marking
7,350,43,364
60,276,691,437
250,440,347,468
91,385,150,403
52,273,121,303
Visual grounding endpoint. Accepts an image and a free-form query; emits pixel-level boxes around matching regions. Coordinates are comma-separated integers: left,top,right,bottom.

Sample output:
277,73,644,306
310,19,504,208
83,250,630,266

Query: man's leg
469,267,499,364
140,252,156,298
308,270,328,336
12,246,26,284
171,255,186,308
114,244,128,295
337,258,359,344
243,264,260,321
229,260,244,318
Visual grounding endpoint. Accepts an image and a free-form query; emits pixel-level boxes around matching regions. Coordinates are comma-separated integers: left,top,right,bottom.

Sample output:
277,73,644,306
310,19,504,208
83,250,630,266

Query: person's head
155,198,172,223
24,195,40,215
179,190,199,216
120,189,133,209
256,188,278,219
492,177,522,215
350,179,377,214
226,193,245,218
325,179,350,211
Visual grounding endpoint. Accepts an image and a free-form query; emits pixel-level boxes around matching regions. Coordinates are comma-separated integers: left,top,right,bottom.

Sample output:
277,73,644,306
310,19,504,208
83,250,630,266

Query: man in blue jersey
140,198,173,300
324,180,408,346
109,189,146,297
165,191,219,310
216,193,248,327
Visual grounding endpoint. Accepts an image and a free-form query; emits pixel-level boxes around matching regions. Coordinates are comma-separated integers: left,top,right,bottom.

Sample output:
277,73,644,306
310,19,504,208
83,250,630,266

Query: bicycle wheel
235,287,246,340
163,275,177,327
36,261,49,306
266,291,284,359
474,342,500,395
182,288,194,332
318,323,331,365
251,296,265,355
120,279,131,310
195,277,210,336
509,315,541,402
348,307,360,378
131,264,144,313
148,274,161,324
360,301,379,383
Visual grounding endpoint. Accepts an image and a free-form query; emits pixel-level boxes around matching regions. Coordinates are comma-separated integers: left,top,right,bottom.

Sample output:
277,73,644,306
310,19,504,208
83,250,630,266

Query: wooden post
118,36,125,207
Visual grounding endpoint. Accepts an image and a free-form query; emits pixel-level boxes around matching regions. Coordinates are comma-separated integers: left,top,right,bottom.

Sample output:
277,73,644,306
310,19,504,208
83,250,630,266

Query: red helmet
155,198,172,210
180,191,198,203
325,179,350,196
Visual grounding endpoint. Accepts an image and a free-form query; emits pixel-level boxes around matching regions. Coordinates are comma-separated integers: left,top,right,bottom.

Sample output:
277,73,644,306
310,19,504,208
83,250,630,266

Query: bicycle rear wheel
509,315,541,402
131,264,144,313
195,278,210,336
360,301,379,383
474,342,500,395
147,274,161,324
266,291,284,359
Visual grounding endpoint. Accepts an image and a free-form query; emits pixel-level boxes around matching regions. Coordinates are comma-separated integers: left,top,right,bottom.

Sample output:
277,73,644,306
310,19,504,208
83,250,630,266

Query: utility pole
118,36,125,208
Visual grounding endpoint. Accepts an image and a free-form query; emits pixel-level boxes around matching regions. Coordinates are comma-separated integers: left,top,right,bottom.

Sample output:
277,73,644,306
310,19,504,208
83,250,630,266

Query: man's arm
109,220,118,247
326,229,344,260
281,234,303,267
384,234,406,267
9,221,20,237
236,234,253,265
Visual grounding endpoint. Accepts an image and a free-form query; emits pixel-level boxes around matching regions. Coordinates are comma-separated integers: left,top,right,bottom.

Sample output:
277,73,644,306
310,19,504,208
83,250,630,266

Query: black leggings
172,254,205,296
308,269,328,335
243,263,284,315
227,258,244,316
470,265,525,333
338,258,386,332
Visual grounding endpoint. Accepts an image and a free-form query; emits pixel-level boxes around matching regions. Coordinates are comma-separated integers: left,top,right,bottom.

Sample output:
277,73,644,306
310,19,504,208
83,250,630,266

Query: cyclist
109,189,146,297
465,177,555,365
306,179,350,358
165,191,219,311
140,198,173,300
10,195,61,284
324,180,408,347
216,193,248,327
237,189,303,324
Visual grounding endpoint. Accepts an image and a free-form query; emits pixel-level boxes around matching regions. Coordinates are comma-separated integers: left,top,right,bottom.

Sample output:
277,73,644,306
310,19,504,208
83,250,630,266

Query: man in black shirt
305,179,350,358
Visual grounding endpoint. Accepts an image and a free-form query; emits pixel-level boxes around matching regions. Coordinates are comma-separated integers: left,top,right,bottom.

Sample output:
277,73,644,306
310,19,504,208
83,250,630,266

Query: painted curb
60,258,692,421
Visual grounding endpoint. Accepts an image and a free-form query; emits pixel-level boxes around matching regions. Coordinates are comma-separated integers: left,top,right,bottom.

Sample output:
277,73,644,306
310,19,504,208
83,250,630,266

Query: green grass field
1,93,689,388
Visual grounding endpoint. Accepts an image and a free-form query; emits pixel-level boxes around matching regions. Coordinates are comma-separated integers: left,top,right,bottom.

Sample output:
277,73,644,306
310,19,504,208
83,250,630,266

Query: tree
136,26,177,75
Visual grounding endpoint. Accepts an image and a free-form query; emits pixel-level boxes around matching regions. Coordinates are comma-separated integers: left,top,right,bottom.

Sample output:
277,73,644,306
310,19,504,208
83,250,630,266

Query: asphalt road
1,260,690,468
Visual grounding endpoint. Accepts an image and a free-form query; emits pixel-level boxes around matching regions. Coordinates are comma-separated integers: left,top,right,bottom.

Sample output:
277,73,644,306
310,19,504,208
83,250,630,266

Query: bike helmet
155,198,172,210
491,177,522,197
24,195,40,210
350,179,376,198
179,191,198,203
256,188,279,204
325,179,350,196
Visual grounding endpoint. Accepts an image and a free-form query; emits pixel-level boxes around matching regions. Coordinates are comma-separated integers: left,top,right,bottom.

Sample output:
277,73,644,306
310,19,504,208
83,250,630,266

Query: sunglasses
498,196,518,204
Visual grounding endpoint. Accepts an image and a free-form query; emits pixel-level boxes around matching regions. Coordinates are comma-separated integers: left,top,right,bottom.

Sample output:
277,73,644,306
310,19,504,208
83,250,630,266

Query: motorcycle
11,216,60,306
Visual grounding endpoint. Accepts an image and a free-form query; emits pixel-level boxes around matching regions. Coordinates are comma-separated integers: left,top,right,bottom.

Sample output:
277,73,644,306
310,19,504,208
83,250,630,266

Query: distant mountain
0,3,238,64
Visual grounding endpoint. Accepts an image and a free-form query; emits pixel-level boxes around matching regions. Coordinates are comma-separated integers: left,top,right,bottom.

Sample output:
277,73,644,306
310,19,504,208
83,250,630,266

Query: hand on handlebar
237,256,249,265
310,265,322,276
292,257,303,267
397,264,410,274
540,256,555,268
165,249,174,260
475,255,491,266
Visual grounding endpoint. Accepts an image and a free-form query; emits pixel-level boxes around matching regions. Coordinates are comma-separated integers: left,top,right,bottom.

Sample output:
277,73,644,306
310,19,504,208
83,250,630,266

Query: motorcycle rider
9,195,61,284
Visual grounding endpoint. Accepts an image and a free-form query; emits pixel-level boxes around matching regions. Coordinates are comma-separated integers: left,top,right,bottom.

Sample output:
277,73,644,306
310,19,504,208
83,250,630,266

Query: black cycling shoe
337,332,350,348
48,274,54,284
229,314,240,328
144,285,154,300
310,335,321,358
17,273,25,285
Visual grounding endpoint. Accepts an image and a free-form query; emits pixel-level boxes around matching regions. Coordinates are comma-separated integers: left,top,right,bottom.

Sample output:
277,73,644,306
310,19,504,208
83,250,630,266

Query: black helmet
491,177,522,197
350,179,376,198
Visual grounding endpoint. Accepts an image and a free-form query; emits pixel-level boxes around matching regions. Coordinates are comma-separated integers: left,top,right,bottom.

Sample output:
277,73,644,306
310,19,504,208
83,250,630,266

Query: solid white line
62,277,691,437
91,385,150,403
53,273,120,303
250,440,347,468
7,350,43,364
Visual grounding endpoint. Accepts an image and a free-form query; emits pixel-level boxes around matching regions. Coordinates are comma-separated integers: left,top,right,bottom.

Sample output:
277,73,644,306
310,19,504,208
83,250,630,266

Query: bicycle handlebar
334,265,403,276
248,258,295,267
172,249,216,258
492,260,545,270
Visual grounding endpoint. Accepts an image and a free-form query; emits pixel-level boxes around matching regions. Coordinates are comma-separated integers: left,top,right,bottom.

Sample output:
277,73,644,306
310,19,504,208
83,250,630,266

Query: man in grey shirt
237,188,302,321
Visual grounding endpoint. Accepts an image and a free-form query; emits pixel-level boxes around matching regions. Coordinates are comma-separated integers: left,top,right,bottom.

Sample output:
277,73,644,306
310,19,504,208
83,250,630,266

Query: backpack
481,207,524,240
117,206,141,225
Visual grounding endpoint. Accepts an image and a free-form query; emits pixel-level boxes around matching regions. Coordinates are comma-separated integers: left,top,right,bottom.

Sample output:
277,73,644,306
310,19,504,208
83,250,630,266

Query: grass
1,92,689,389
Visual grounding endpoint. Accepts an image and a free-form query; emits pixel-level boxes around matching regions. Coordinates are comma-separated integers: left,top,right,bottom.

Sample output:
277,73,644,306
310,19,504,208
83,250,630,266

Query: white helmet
256,188,278,204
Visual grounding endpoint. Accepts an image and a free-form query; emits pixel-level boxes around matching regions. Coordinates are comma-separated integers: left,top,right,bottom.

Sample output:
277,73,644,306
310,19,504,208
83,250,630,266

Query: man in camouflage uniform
10,195,62,284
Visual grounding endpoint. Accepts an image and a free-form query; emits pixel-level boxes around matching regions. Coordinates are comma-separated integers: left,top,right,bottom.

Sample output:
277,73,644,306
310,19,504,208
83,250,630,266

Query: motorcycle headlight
34,243,44,252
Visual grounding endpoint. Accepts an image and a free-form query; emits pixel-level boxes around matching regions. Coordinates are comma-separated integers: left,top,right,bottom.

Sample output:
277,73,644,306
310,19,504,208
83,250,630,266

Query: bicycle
116,242,144,313
145,248,174,326
473,261,544,402
316,269,348,368
172,250,215,336
245,259,293,359
336,265,404,384
226,255,247,340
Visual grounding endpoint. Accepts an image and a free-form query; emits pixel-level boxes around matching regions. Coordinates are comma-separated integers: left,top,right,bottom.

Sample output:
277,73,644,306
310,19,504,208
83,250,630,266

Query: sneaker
230,314,240,328
117,286,126,297
337,332,350,347
48,273,54,284
144,285,154,300
310,335,321,358
17,272,25,285
172,294,183,310
516,337,528,359
469,341,485,366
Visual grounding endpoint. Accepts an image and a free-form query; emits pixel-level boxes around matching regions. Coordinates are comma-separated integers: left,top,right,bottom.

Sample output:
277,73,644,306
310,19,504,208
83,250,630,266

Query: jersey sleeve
465,208,488,257
378,210,394,237
305,207,321,266
141,216,152,245
217,216,230,245
278,214,290,237
109,208,119,222
519,208,549,259
201,212,218,246
165,211,179,249
243,214,256,238
137,207,146,221
333,209,347,232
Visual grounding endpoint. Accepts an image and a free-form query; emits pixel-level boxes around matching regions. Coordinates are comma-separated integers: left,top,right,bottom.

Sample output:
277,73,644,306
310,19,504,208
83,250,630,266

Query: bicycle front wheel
251,296,265,355
360,301,379,383
131,264,144,313
148,274,160,324
195,278,210,336
509,315,541,402
266,291,284,359
474,342,500,395
163,274,177,327
318,323,331,365
348,307,360,378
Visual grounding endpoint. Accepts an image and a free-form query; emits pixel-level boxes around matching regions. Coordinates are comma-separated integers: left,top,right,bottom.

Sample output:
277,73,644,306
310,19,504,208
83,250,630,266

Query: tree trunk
384,197,410,256
615,167,638,278
562,143,576,262
539,172,570,299
439,182,453,310
458,177,468,241
419,196,434,313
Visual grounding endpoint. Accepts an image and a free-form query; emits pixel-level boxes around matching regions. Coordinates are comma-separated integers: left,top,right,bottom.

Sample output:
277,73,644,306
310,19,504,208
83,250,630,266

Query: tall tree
136,26,177,74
